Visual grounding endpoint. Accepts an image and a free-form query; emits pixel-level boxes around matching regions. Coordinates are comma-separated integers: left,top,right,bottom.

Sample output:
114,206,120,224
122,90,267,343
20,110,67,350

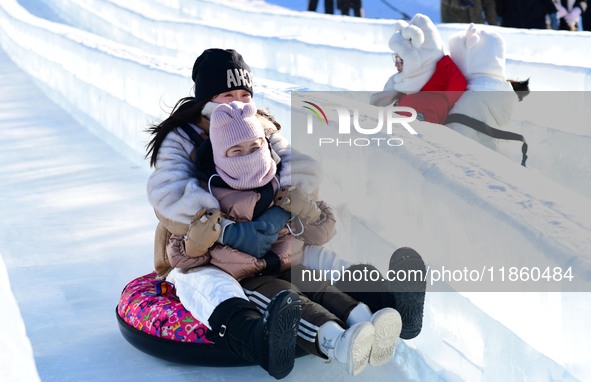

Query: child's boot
368,308,402,366
346,303,402,366
317,320,374,376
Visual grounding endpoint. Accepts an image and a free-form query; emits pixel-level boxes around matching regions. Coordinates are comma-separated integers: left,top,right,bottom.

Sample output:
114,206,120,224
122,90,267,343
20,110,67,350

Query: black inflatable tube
116,307,307,366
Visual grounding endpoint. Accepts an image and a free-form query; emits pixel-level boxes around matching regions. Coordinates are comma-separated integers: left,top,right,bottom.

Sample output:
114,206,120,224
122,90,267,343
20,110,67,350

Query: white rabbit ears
461,23,505,52
447,23,507,80
392,20,424,49
465,23,480,49
390,14,442,51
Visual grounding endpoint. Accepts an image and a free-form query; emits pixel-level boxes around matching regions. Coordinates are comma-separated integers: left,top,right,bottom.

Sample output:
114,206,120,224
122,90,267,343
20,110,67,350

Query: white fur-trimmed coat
446,76,519,153
446,25,523,163
147,114,322,277
147,117,321,225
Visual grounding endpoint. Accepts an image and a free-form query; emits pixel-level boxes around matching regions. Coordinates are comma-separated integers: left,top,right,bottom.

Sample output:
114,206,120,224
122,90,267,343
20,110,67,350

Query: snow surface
1,0,591,381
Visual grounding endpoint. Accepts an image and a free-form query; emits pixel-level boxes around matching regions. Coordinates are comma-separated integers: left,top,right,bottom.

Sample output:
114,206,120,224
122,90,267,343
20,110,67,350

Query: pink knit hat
209,101,276,190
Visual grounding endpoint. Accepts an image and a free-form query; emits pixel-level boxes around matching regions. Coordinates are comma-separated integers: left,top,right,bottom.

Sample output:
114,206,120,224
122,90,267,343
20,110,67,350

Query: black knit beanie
192,48,254,102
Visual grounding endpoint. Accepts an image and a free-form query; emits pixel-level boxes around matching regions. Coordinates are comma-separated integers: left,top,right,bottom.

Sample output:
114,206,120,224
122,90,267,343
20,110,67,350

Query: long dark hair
145,95,283,167
145,97,209,167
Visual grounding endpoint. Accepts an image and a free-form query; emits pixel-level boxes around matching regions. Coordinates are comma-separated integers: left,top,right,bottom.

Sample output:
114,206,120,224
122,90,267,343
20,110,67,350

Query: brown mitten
184,208,222,257
298,200,337,245
274,186,321,224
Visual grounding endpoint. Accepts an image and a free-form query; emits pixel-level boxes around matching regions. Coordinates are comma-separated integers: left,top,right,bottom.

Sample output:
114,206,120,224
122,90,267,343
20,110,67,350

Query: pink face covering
209,101,276,190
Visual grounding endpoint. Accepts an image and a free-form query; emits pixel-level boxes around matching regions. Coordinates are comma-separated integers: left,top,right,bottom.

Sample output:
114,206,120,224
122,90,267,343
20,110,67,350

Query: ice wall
0,0,195,163
0,256,41,382
43,0,389,90
41,0,591,92
35,0,591,199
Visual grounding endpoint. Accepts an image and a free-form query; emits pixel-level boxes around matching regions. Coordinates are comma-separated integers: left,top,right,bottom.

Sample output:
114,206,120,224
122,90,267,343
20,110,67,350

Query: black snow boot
208,290,302,379
335,247,426,340
387,247,426,340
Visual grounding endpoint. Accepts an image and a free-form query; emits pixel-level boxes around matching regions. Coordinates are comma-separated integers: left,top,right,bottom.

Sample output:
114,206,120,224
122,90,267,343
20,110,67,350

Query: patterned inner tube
116,272,306,366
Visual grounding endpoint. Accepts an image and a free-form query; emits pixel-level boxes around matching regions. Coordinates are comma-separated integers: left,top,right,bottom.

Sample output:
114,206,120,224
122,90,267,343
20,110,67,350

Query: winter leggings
241,264,359,358
165,245,353,328
166,265,248,328
167,263,359,358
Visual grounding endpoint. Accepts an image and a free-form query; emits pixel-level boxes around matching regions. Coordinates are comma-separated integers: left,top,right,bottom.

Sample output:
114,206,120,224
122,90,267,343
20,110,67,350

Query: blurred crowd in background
308,0,590,31
308,0,364,17
442,0,589,31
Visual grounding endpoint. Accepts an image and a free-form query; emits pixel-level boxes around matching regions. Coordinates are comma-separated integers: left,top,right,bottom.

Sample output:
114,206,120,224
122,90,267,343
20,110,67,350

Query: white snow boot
346,303,402,367
368,308,402,366
345,303,373,327
317,321,375,376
